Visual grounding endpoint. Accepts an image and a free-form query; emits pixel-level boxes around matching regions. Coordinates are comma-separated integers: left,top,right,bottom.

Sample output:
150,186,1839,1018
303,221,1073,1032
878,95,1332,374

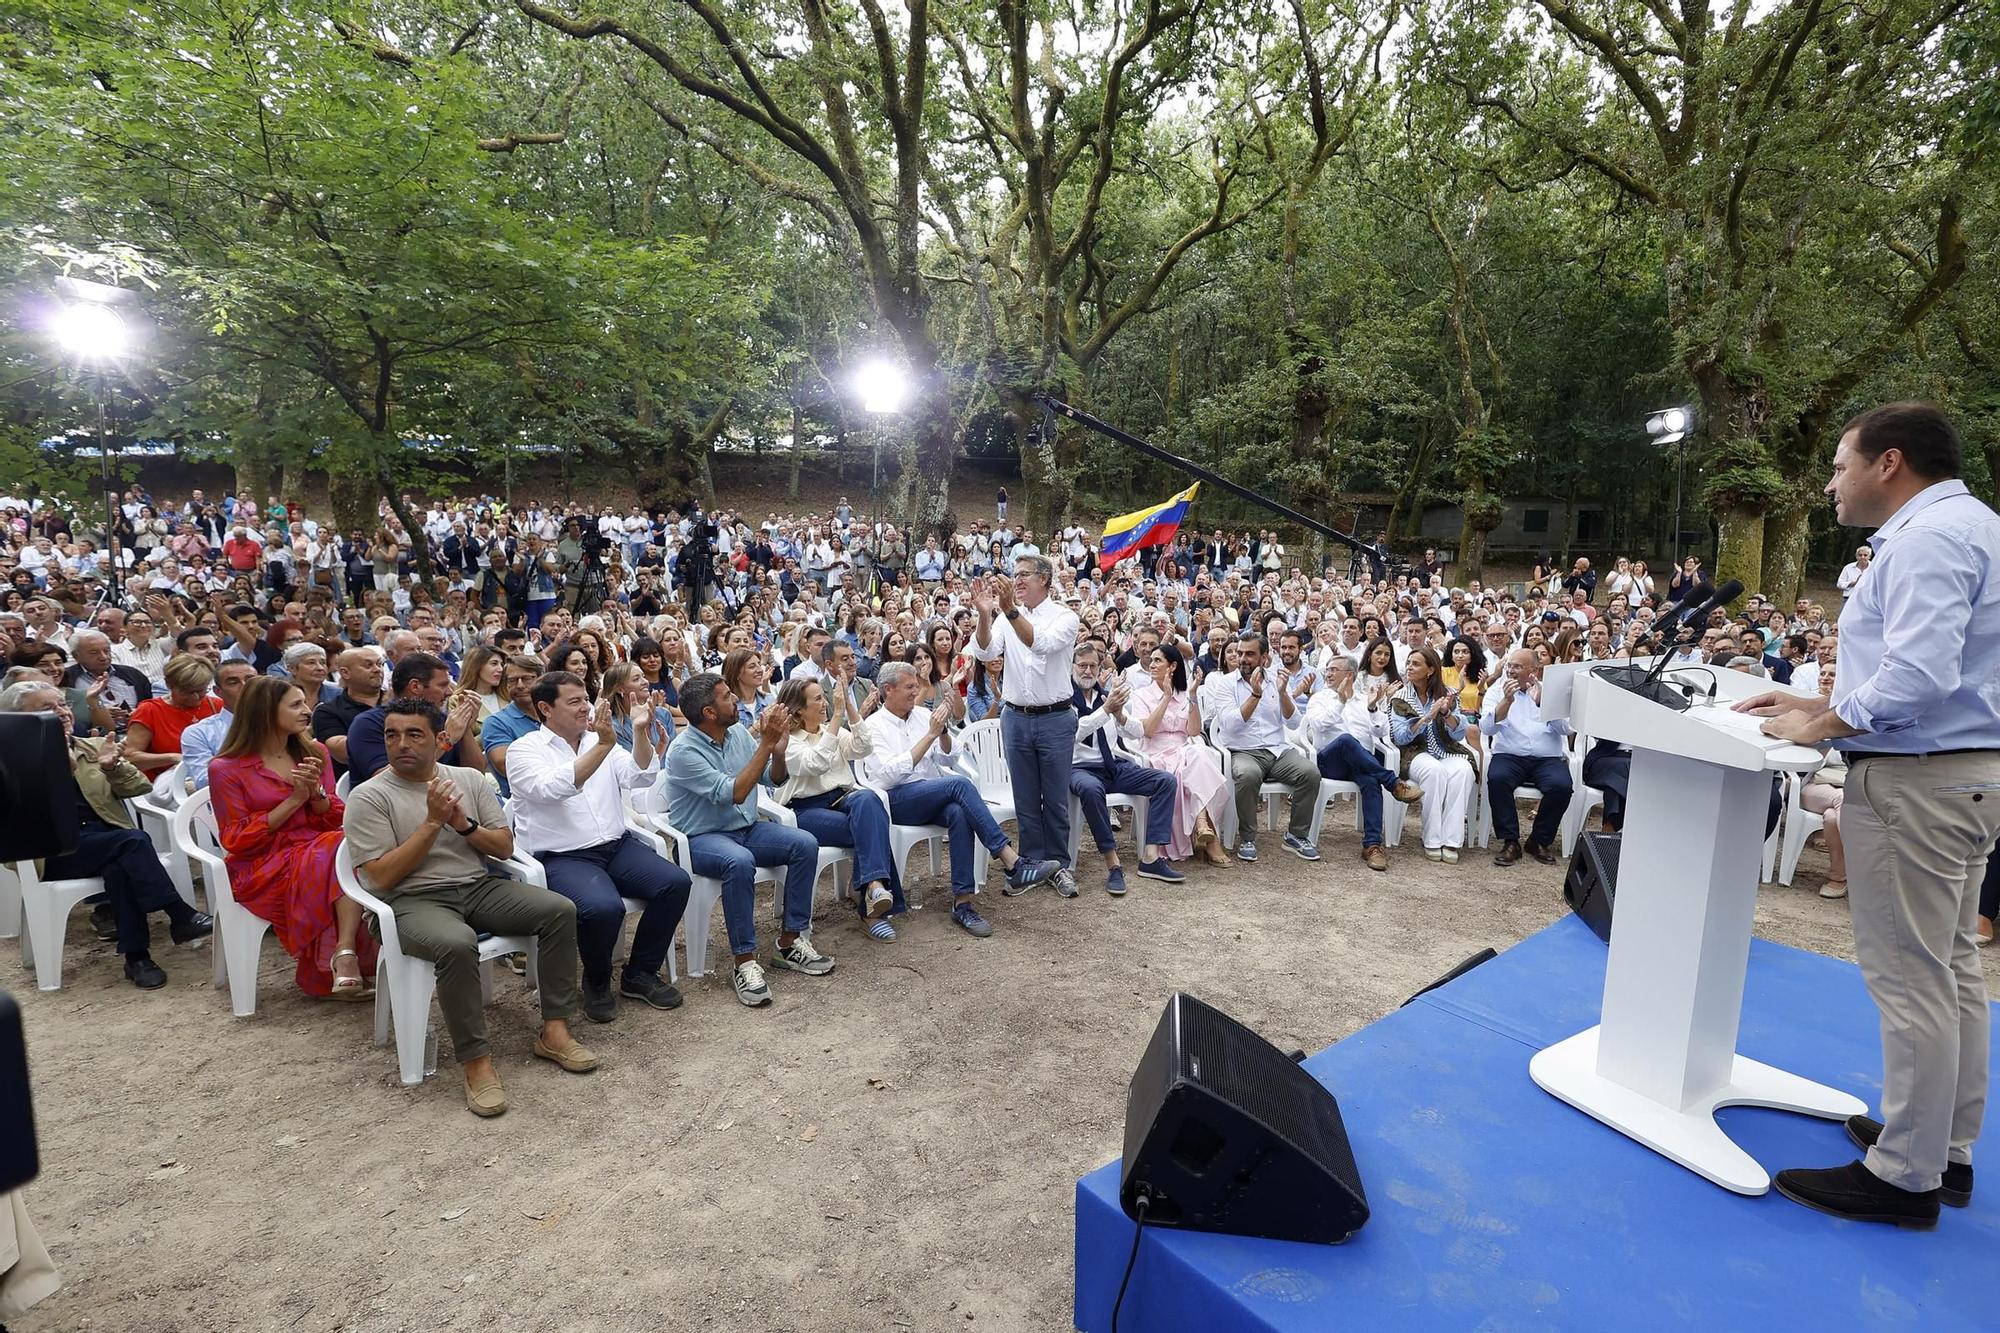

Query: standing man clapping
969,553,1082,894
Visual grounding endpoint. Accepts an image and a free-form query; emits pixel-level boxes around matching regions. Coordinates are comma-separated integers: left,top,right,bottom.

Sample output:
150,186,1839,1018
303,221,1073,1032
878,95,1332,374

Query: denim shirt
665,725,765,835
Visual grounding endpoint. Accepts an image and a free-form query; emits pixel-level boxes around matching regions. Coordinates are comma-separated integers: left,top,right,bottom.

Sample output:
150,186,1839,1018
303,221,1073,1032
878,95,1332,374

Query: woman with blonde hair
207,676,373,997
773,675,903,939
125,653,223,775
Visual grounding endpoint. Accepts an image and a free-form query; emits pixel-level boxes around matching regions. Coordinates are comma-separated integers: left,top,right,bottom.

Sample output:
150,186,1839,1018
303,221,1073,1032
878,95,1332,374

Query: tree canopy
3,0,1994,593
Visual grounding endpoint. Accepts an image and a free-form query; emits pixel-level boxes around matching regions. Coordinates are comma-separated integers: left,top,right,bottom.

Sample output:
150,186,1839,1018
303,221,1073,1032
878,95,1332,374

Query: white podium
1532,664,1866,1194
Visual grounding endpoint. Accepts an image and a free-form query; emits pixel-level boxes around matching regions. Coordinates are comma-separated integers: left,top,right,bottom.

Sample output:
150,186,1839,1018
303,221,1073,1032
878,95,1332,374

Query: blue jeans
1486,752,1572,848
540,831,692,984
688,821,820,958
1314,734,1397,849
1070,759,1176,853
792,789,904,916
887,776,1009,897
1001,705,1078,867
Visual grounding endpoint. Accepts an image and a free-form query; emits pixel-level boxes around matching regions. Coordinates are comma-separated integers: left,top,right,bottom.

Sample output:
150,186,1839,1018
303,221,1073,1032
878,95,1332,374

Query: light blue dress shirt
181,708,233,790
1832,480,2000,754
665,725,764,835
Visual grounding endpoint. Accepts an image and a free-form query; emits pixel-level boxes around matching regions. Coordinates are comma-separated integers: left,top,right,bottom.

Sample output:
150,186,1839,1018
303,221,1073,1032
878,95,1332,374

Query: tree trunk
787,400,804,502
1762,503,1813,604
1714,506,1766,596
234,444,274,507
328,470,375,537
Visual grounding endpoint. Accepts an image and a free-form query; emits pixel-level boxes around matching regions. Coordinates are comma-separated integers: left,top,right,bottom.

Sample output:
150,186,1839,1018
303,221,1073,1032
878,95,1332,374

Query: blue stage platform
1073,917,2000,1331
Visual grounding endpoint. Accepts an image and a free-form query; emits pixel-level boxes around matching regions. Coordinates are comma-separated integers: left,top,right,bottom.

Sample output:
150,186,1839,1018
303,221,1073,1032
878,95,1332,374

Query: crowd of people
3,477,1972,1118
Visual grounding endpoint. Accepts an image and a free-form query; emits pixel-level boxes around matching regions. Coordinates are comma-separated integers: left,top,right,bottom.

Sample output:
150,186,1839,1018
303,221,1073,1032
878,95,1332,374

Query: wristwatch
452,819,479,837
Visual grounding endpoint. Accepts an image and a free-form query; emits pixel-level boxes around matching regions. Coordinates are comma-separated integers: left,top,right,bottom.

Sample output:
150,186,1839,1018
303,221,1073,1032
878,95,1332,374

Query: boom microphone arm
1032,394,1373,557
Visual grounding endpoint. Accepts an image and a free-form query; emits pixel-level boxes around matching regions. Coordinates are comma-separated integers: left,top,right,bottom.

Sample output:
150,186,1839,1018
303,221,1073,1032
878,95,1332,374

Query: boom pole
1032,393,1372,556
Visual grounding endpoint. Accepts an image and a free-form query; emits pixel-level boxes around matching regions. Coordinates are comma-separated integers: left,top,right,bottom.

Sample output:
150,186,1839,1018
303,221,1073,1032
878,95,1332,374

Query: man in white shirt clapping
506,672,691,1022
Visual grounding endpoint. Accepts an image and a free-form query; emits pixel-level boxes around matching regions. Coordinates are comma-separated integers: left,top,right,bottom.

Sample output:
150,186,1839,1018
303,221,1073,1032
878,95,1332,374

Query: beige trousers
1841,752,2000,1191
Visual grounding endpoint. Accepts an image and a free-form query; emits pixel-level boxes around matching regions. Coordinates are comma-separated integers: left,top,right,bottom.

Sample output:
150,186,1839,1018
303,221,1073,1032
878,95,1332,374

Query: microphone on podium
1593,580,1747,711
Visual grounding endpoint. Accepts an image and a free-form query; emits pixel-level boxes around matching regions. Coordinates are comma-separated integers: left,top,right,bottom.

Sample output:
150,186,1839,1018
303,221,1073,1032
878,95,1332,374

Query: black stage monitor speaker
0,713,79,863
1564,831,1622,943
1121,993,1368,1245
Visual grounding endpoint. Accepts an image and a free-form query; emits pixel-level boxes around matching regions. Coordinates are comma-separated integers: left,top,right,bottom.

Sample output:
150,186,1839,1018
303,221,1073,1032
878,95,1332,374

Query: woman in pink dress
207,677,374,998
1124,642,1231,865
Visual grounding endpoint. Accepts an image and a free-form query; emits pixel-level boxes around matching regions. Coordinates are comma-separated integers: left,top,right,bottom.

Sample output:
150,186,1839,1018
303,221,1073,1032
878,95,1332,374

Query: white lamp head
53,301,128,359
853,358,911,415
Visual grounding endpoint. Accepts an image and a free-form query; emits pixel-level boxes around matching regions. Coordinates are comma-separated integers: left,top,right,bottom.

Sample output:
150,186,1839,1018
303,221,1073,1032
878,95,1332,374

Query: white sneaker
865,884,894,919
733,960,772,1006
1441,847,1460,864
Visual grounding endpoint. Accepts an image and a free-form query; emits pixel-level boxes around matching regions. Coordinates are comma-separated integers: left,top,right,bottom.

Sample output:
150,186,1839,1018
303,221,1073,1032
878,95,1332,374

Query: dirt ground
11,816,1987,1333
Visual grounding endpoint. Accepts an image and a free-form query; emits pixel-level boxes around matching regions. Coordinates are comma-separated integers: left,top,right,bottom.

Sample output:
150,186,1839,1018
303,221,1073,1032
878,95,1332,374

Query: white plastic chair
1776,769,1827,886
1066,728,1154,866
760,794,856,919
0,863,18,940
335,842,544,1086
1559,737,1607,856
13,859,108,992
511,815,689,982
1284,733,1408,851
334,771,352,800
168,790,236,1002
631,798,777,978
952,719,1011,881
1211,737,1294,849
130,762,197,910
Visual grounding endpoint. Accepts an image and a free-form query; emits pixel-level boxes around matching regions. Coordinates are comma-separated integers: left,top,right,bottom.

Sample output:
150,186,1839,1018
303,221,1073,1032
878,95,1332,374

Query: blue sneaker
1001,856,1061,896
1283,833,1322,862
1136,858,1186,884
952,900,993,937
1105,867,1128,897
1237,838,1259,863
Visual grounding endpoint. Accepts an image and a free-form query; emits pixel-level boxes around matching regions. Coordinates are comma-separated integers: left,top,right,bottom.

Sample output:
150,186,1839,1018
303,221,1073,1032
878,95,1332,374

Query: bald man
1482,648,1574,866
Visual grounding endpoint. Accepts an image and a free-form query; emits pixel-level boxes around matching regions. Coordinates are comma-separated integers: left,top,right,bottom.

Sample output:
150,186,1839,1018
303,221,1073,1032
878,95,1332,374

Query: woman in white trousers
1388,647,1478,862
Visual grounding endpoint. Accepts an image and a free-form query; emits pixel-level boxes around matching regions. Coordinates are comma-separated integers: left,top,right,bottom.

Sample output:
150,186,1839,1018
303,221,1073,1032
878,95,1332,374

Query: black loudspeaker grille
1179,1000,1359,1183
1563,831,1621,943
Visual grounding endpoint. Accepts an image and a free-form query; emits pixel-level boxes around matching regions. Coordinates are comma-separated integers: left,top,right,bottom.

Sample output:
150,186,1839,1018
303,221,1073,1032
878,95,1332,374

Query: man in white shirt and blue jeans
1740,402,2000,1228
970,553,1084,891
507,672,690,1022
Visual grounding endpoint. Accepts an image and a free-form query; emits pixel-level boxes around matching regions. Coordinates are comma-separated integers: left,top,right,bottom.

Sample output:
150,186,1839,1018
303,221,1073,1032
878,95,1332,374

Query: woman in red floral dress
207,677,374,998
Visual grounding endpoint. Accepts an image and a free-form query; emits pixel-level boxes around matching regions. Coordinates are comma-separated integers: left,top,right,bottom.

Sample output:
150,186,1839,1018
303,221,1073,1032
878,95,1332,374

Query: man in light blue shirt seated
180,660,259,790
663,671,829,1009
1483,648,1573,866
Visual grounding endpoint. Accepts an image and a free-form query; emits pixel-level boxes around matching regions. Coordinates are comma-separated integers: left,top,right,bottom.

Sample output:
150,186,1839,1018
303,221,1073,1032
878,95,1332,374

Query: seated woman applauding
207,676,375,998
1389,646,1477,863
1124,642,1231,865
772,675,905,941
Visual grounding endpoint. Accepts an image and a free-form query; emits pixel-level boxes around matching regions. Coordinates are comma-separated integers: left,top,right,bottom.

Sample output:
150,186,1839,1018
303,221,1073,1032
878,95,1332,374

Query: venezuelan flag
1098,483,1200,570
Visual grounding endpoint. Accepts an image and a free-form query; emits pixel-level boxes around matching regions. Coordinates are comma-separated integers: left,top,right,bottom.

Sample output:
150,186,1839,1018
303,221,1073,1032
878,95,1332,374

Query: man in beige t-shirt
344,698,597,1117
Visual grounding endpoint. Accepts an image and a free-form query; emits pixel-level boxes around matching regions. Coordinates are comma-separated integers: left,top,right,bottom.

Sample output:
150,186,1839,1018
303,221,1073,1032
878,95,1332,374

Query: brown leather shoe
1493,840,1522,867
532,1036,601,1073
1390,780,1423,804
1363,845,1388,872
465,1071,508,1118
1525,841,1558,865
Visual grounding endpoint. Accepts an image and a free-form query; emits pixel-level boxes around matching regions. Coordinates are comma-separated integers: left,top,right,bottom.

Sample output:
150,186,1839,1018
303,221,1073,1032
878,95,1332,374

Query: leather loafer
464,1072,508,1118
532,1036,600,1073
170,911,214,945
1524,841,1558,865
1773,1160,1939,1228
124,956,167,989
1493,840,1522,867
1846,1115,1973,1206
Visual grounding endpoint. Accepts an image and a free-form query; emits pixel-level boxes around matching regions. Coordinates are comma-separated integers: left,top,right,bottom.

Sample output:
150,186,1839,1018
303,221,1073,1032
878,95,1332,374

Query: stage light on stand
853,358,911,416
1645,405,1696,568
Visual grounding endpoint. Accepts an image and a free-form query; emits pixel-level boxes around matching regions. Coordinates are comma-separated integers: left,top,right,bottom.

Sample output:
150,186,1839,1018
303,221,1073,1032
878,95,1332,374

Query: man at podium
1738,402,2000,1228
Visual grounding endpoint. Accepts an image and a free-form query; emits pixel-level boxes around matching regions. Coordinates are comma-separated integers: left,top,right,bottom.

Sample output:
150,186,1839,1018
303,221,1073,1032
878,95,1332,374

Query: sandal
329,948,370,1001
